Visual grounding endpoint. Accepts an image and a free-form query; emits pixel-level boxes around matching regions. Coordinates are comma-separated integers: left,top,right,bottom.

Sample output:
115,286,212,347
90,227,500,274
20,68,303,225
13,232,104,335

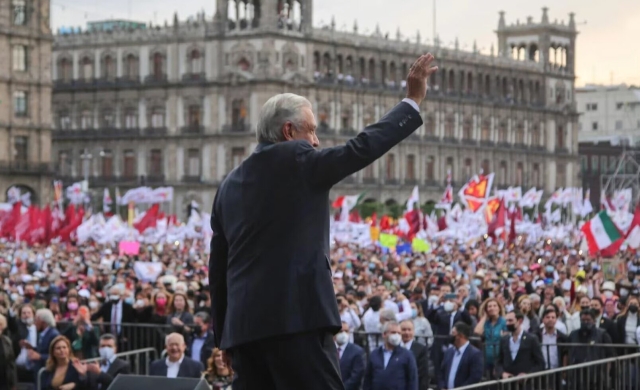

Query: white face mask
89,301,99,310
22,318,34,326
444,301,455,313
620,288,629,298
387,333,402,347
335,332,349,346
109,295,120,302
99,347,115,361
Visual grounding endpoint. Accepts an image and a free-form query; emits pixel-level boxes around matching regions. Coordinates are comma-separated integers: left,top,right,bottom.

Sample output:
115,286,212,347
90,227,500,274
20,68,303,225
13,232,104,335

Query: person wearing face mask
186,312,215,366
567,295,591,334
63,305,100,359
410,303,433,348
614,295,640,352
8,304,38,383
363,321,418,390
589,297,617,343
400,320,429,390
495,311,545,379
85,334,131,389
335,321,365,390
567,309,613,388
90,285,135,349
439,322,482,390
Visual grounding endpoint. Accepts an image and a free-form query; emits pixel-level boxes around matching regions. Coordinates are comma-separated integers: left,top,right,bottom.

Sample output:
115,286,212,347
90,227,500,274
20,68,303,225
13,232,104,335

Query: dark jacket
597,315,617,343
34,327,61,376
63,324,100,359
187,330,216,366
149,356,204,379
363,345,418,390
87,358,131,389
614,313,639,345
0,334,17,390
532,328,570,369
409,341,430,390
40,361,88,390
339,342,366,390
167,311,194,335
438,342,483,390
568,327,613,363
209,101,423,349
495,331,545,377
90,301,136,329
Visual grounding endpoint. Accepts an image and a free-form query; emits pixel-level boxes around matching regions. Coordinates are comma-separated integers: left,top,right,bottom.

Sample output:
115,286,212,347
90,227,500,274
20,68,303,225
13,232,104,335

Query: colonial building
50,1,579,213
0,0,53,204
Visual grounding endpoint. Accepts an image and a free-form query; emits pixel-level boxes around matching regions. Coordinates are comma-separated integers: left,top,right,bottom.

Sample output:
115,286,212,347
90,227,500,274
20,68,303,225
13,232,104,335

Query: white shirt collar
166,355,185,366
543,328,557,336
512,329,524,342
456,341,470,355
404,339,413,349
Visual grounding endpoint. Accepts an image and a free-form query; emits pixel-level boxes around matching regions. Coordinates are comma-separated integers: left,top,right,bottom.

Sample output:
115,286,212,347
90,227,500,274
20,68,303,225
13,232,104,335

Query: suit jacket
34,327,61,374
187,330,216,366
597,316,616,342
438,343,483,390
40,361,88,390
495,331,545,378
409,341,429,390
149,356,204,379
425,307,473,338
87,358,131,389
363,345,418,390
339,343,366,390
91,301,136,326
209,101,423,349
614,314,637,345
532,328,569,369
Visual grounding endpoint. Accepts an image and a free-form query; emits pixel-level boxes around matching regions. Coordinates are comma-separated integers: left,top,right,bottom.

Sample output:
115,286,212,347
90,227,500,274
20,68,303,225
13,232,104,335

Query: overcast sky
51,0,640,86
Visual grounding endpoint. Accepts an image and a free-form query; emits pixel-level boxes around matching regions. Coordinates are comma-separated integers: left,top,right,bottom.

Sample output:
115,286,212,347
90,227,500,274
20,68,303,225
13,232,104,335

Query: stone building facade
50,1,579,213
0,0,53,204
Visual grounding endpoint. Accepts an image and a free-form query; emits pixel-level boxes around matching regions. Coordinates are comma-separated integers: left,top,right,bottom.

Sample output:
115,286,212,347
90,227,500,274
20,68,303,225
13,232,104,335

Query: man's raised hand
406,53,438,107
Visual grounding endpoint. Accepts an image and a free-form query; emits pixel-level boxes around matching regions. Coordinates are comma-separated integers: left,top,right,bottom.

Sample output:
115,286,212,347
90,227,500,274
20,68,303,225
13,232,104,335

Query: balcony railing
0,161,51,174
461,138,477,146
479,140,495,147
404,178,418,185
362,177,377,184
144,74,168,85
385,178,399,185
443,137,458,144
143,174,165,185
182,175,202,183
145,127,168,136
181,125,203,135
339,128,357,137
556,147,569,154
221,123,251,133
424,134,440,142
182,73,206,83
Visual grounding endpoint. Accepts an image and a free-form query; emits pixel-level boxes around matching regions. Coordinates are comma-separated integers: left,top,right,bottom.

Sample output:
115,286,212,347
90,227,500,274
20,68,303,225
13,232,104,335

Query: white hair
256,93,312,143
35,308,56,328
165,332,185,346
382,321,400,334
379,309,397,323
174,282,187,293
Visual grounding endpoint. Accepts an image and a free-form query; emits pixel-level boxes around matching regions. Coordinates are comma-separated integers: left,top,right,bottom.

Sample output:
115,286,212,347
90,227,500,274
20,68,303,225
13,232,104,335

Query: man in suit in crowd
86,333,132,389
590,297,617,342
364,321,418,390
187,312,216,366
439,322,483,390
28,309,60,381
9,303,38,382
533,309,568,390
209,53,438,389
400,320,429,390
150,333,204,379
335,322,365,390
91,285,136,350
495,311,545,379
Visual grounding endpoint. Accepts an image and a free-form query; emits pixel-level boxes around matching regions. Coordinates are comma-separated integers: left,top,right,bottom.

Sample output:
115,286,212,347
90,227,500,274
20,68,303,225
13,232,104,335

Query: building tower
215,0,313,35
0,0,53,204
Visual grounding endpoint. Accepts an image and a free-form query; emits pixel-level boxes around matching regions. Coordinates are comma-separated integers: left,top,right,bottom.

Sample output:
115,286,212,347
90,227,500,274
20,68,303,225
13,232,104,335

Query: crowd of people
1,236,640,389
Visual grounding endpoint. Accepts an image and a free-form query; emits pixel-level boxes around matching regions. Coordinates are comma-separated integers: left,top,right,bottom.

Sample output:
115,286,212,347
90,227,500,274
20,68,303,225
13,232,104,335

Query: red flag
14,208,31,242
370,212,378,227
134,204,160,233
42,205,52,244
58,206,84,243
348,210,361,223
404,209,421,239
488,198,506,239
437,215,448,231
508,210,517,245
0,202,21,238
380,215,391,231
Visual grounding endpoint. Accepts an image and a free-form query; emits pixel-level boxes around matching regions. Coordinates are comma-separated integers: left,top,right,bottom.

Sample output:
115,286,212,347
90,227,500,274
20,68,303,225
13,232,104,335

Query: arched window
125,54,138,79
58,58,72,82
81,57,93,81
189,49,203,75
102,55,115,80
152,52,164,79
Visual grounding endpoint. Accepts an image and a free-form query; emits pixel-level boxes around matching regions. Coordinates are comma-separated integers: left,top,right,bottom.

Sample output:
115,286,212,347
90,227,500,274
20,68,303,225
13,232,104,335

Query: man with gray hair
210,53,438,389
28,308,60,380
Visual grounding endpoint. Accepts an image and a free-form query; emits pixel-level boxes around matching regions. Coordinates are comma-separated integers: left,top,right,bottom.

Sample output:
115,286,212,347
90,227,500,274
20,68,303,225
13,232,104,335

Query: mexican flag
333,193,365,222
581,211,623,256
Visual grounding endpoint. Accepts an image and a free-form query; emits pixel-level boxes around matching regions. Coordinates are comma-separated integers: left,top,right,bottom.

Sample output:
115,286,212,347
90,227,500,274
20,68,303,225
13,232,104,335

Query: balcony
116,76,141,87
363,177,377,185
143,174,165,185
339,128,357,137
496,142,512,148
479,140,495,147
182,73,206,83
144,74,168,85
461,138,477,146
424,134,440,142
221,123,251,133
99,127,141,137
118,175,139,184
404,178,418,185
385,178,399,185
514,143,528,150
182,175,202,183
443,137,458,144
556,147,569,154
0,161,51,175
424,179,440,187
143,127,167,136
181,125,204,135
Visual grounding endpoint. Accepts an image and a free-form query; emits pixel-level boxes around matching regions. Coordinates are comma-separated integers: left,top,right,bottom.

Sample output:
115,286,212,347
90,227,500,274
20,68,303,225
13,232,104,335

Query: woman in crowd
474,297,506,379
0,313,18,390
518,295,540,332
568,295,592,332
39,335,89,390
410,301,433,347
62,295,80,322
604,298,618,320
615,295,640,352
137,291,171,324
167,292,194,335
62,306,100,360
202,348,233,389
87,295,101,317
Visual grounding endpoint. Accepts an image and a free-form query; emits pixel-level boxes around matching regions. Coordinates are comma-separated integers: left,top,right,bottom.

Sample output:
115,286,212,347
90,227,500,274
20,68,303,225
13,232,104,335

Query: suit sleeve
297,102,423,190
438,350,448,390
529,335,545,373
407,353,419,390
363,356,373,390
208,194,229,349
494,338,505,378
417,347,429,390
344,349,366,390
463,349,484,386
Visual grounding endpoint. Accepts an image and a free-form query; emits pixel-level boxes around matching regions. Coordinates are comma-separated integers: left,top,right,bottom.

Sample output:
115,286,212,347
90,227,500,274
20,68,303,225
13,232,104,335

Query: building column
216,144,226,181
116,48,123,78
72,51,79,80
139,46,149,82
137,147,146,176
94,49,101,79
250,92,259,130
202,144,212,180
203,95,211,131
546,118,556,152
176,146,184,179
218,96,226,131
176,96,184,128
546,160,557,192
139,100,147,129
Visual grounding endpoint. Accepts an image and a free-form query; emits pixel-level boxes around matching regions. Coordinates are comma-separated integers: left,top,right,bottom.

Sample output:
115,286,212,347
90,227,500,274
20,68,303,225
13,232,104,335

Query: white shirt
509,329,524,361
166,355,185,378
16,324,37,367
363,309,382,351
340,308,361,343
382,348,394,368
110,301,123,334
541,329,559,369
447,341,470,390
403,340,414,350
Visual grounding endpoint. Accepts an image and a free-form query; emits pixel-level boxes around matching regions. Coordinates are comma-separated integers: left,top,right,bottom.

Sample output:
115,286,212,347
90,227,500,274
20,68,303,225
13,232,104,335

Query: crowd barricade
36,347,157,390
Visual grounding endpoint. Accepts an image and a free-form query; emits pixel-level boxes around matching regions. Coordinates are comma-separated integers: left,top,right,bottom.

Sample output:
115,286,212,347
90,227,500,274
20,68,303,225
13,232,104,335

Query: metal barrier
36,347,157,390
453,352,640,390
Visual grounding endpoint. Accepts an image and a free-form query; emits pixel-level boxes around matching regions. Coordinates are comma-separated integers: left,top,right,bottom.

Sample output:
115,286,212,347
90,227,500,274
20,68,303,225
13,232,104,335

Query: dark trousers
230,329,345,390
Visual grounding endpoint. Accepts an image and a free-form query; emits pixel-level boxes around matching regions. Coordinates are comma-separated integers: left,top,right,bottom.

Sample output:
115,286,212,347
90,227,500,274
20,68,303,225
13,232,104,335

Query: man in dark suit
533,308,568,390
335,322,365,390
8,303,37,382
86,333,132,389
439,322,483,390
91,285,136,350
209,53,438,389
590,297,617,342
187,312,216,366
364,321,418,390
28,308,60,381
400,320,429,390
495,311,545,379
149,333,205,379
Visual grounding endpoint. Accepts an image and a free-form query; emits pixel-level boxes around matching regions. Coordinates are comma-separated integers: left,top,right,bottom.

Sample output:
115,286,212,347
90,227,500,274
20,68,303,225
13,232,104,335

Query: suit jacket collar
255,142,274,152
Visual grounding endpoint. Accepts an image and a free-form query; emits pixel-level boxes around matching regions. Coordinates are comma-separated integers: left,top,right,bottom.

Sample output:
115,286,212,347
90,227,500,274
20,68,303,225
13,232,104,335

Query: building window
149,149,163,176
406,154,416,181
12,45,27,71
189,49,203,74
425,156,435,180
444,116,454,138
462,121,472,140
481,159,490,174
592,122,598,131
123,150,136,177
231,99,247,128
341,111,351,130
515,127,525,144
516,162,523,186
591,155,599,172
188,105,201,127
124,109,137,128
101,150,114,178
498,123,507,143
557,125,564,148
609,156,617,172
58,58,72,82
532,163,540,187
601,157,608,173
12,0,27,25
13,91,27,117
499,161,507,185
531,125,540,146
102,55,116,80
152,52,164,79
81,57,93,81
151,108,164,127
58,111,71,129
425,116,435,136
58,151,70,175
463,158,472,179
580,155,588,174
616,102,624,110
481,122,490,141
386,154,396,180
81,110,93,129
14,136,28,163
101,110,115,128
232,147,245,169
615,120,623,130
445,157,454,181
187,149,200,176
557,164,566,188
125,54,138,79
586,103,598,111
364,164,374,181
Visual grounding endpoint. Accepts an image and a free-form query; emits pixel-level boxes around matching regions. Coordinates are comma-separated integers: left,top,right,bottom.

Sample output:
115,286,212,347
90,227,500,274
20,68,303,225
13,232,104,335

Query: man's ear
282,122,294,141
